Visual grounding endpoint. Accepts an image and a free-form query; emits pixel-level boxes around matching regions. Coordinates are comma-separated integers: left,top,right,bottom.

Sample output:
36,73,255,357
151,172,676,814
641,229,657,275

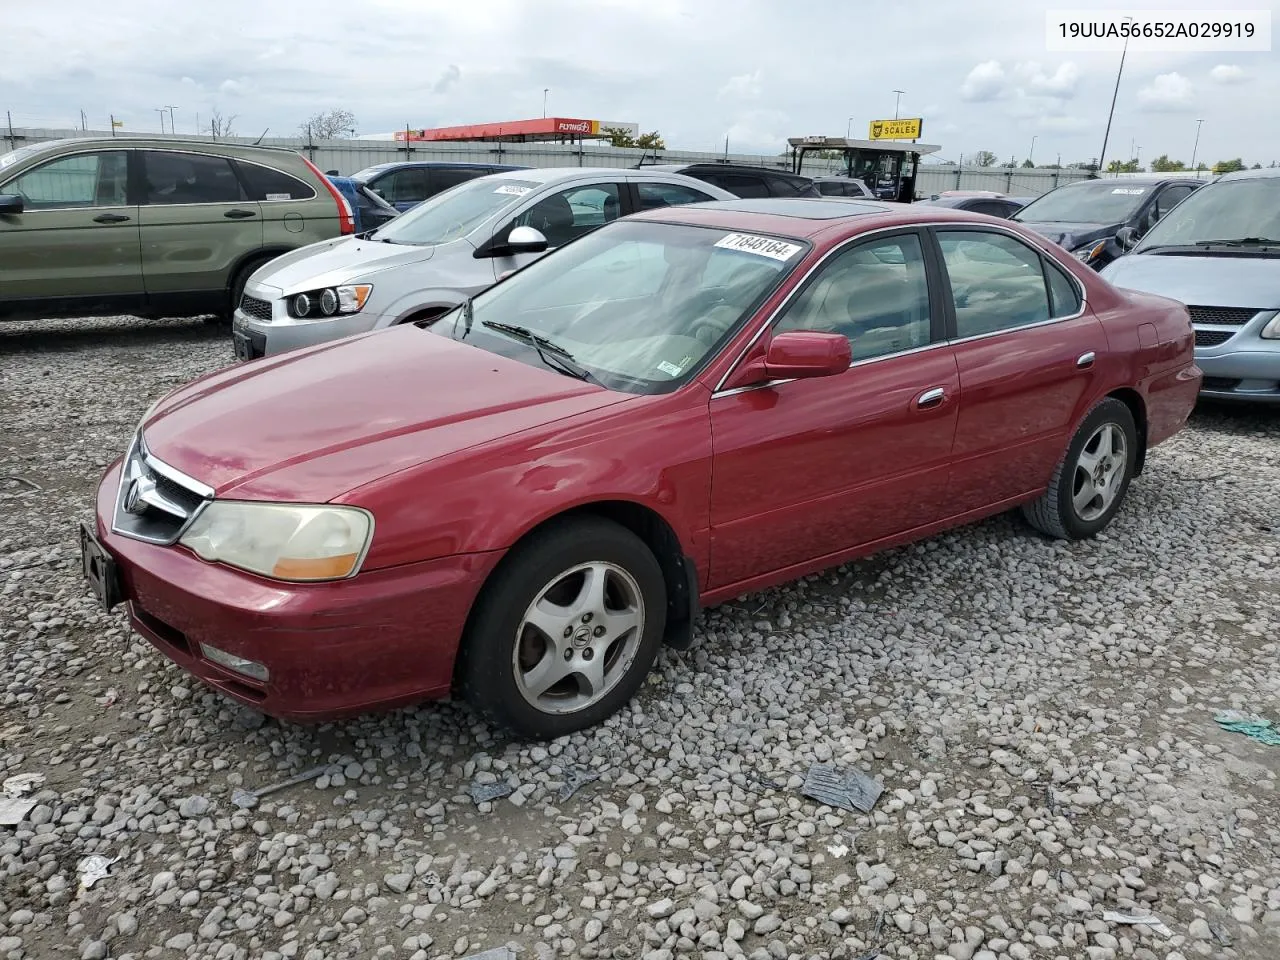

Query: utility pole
1029,135,1037,164
165,105,178,135
846,117,854,139
155,108,166,134
80,109,87,131
109,113,117,138
1190,118,1204,178
543,88,549,118
5,110,14,151
1098,16,1134,176
892,89,905,119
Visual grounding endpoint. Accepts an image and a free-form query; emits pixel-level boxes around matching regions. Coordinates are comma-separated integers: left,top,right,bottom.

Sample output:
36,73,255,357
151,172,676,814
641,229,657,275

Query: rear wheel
1022,397,1138,540
459,517,667,740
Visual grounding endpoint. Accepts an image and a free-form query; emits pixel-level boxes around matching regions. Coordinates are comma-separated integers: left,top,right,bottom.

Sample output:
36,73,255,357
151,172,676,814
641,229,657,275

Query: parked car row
81,195,1202,738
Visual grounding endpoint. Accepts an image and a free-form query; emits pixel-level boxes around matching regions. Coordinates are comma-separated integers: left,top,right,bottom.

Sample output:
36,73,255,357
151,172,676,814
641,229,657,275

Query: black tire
458,517,667,740
215,257,272,325
1022,397,1139,540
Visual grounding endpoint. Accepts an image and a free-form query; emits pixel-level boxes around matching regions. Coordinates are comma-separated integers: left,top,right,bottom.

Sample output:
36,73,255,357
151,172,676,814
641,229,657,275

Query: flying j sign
868,118,924,140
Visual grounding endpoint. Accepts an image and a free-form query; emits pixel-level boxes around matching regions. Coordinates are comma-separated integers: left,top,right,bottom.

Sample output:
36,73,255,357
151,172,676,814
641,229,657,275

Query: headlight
287,284,373,320
1262,313,1280,339
179,502,374,582
1074,241,1106,262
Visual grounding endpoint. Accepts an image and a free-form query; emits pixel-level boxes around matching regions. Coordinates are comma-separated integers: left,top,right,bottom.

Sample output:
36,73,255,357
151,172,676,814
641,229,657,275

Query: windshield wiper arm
1194,237,1280,247
480,321,601,384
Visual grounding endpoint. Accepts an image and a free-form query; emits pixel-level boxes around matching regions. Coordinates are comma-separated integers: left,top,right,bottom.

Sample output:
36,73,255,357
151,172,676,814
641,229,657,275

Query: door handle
1077,351,1096,368
92,213,130,224
223,209,257,219
917,386,946,408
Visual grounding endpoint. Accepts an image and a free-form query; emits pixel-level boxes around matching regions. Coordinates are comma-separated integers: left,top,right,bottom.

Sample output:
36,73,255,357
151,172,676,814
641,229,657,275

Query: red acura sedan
82,198,1201,739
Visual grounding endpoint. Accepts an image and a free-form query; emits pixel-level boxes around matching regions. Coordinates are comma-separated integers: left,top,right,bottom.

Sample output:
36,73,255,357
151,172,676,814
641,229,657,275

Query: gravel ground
1,315,1278,960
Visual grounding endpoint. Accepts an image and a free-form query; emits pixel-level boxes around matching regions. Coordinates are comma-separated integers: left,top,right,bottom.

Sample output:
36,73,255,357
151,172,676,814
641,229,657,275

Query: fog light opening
199,643,269,683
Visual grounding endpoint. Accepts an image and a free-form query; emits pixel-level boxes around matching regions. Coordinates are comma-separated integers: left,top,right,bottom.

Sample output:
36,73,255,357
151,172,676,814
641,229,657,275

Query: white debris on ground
1,315,1278,960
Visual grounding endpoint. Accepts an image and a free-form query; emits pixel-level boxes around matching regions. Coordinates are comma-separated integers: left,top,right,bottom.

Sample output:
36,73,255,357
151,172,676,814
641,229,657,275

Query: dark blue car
326,176,400,234
347,161,531,212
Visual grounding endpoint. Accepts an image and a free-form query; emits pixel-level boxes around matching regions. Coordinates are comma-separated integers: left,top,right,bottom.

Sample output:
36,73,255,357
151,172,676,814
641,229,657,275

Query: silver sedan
231,167,735,359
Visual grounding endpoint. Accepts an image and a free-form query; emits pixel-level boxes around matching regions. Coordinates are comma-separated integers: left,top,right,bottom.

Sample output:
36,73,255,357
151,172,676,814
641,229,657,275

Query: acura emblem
123,472,155,516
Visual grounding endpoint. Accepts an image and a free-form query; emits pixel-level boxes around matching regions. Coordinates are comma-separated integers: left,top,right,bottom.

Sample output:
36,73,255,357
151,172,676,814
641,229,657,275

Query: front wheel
458,517,667,740
1022,397,1138,540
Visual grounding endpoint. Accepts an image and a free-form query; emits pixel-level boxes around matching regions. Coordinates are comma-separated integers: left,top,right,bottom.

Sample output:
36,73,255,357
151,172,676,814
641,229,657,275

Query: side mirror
722,331,851,390
0,194,24,215
1116,225,1140,251
506,225,549,254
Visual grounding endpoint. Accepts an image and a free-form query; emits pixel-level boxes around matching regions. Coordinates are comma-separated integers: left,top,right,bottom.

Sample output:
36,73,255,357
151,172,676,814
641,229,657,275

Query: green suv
0,137,353,323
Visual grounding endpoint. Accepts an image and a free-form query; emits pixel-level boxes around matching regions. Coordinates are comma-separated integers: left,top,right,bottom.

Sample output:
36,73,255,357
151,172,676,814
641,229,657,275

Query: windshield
433,219,807,394
1135,177,1280,251
371,178,538,245
1012,181,1150,224
349,164,392,182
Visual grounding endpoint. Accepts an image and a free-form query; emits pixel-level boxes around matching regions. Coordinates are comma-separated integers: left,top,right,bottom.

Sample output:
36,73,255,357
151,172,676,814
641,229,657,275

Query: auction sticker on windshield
1112,187,1146,195
714,233,804,261
494,184,532,196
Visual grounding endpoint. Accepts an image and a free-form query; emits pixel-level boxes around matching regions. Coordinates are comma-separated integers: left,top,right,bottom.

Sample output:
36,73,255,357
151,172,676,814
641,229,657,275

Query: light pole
542,88,549,118
1190,118,1204,177
847,116,854,139
1097,16,1134,175
165,105,178,135
892,90,904,119
154,108,166,134
1029,135,1037,165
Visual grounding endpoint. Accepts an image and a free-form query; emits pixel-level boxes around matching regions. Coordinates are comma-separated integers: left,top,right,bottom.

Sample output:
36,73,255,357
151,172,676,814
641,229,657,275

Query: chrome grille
239,295,273,323
1194,329,1236,348
1188,306,1258,326
111,433,213,545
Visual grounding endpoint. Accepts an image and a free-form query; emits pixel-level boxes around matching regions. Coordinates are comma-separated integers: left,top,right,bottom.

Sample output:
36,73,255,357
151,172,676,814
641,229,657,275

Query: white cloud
1137,72,1194,111
218,79,246,97
718,69,762,100
1209,64,1248,85
960,60,1005,101
1014,61,1079,99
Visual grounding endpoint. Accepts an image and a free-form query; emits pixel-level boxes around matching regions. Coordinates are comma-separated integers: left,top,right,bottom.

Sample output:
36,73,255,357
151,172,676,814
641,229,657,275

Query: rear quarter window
237,161,317,201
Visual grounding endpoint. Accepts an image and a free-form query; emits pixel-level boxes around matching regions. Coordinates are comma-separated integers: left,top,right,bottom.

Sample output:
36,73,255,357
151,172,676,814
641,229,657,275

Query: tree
602,126,636,148
1212,158,1245,174
1020,158,1035,168
1251,162,1262,169
1150,154,1187,172
1106,158,1142,173
207,108,238,139
301,109,357,140
972,150,998,167
635,131,665,151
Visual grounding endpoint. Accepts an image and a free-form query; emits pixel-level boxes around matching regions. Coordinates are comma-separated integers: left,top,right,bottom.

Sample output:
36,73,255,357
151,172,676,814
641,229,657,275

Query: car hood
1012,220,1114,250
1101,253,1280,309
141,326,629,502
249,235,437,294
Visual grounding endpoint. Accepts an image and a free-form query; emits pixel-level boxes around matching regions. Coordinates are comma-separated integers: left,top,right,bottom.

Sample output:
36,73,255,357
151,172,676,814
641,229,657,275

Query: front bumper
91,462,502,721
1195,343,1280,404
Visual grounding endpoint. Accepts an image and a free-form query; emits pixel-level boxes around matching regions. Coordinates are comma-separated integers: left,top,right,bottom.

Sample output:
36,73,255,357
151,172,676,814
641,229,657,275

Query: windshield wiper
1194,237,1280,247
480,321,601,384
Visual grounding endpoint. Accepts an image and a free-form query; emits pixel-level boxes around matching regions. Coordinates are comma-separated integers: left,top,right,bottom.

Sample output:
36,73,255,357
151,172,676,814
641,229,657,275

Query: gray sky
3,0,1277,167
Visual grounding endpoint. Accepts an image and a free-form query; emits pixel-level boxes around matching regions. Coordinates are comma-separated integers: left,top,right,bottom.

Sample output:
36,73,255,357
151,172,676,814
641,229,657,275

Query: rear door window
635,181,716,210
142,151,243,205
703,174,770,198
236,161,316,201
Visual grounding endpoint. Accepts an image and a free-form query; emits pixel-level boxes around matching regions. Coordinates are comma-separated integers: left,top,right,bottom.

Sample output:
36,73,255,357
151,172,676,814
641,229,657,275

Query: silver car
231,167,734,358
1101,168,1280,404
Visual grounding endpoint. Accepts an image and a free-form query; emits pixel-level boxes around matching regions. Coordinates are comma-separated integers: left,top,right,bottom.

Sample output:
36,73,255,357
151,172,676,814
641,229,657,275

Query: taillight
302,156,355,235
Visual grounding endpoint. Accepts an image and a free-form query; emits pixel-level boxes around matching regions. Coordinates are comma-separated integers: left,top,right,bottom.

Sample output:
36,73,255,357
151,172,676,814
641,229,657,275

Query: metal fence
5,126,1094,198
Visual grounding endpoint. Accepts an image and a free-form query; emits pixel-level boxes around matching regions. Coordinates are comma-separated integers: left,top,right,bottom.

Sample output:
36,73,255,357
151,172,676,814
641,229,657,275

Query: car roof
1216,167,1280,181
356,160,528,172
9,136,301,157
628,197,1008,242
639,162,808,179
1062,175,1202,188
